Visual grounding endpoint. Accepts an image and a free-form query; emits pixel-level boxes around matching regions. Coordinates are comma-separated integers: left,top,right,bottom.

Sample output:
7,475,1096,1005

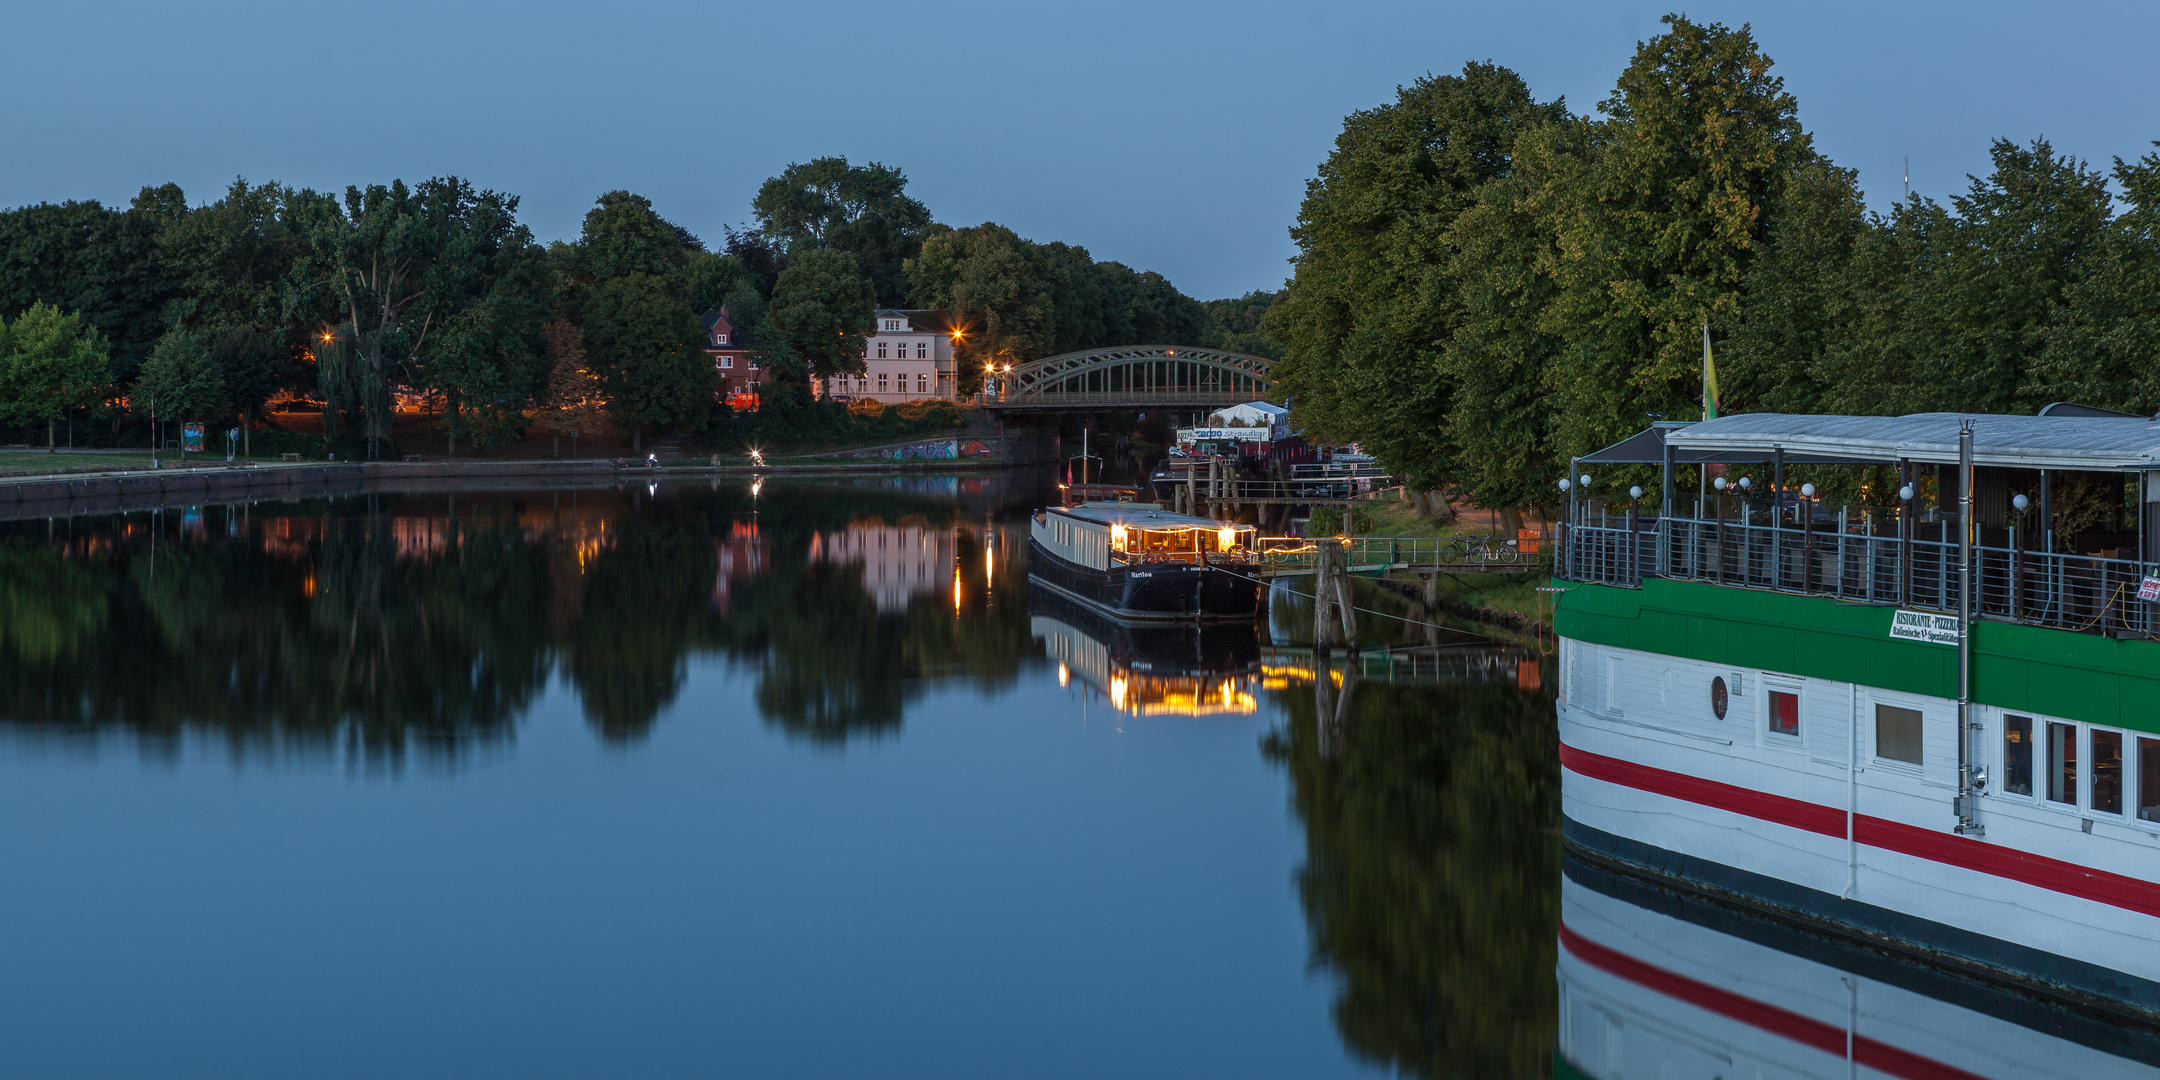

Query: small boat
1027,500,1262,622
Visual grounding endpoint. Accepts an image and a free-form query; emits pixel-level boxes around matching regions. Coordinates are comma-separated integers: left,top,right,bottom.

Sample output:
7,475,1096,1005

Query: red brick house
703,307,768,410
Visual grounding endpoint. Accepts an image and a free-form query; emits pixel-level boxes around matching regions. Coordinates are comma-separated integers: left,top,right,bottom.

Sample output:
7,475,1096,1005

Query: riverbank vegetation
1270,14,2160,522
0,161,1279,461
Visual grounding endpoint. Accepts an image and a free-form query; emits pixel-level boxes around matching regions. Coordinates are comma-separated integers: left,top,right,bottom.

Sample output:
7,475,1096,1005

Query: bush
1307,507,1374,535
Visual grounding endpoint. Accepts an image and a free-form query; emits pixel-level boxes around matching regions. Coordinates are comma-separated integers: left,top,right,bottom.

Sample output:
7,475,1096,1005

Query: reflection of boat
1027,501,1262,622
1556,854,2160,1078
1028,589,1260,716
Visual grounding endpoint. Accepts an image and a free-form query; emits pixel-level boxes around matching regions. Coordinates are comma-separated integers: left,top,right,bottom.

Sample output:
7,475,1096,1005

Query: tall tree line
1267,14,2160,521
2,155,1269,454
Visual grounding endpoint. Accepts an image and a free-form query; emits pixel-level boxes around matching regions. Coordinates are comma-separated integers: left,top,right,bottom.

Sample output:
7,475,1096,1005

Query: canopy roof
1585,413,2160,471
1055,503,1253,531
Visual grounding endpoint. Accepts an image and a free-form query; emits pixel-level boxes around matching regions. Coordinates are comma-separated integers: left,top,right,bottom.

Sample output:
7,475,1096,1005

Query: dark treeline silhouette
0,483,1036,760
1263,673,1560,1078
1268,14,2160,523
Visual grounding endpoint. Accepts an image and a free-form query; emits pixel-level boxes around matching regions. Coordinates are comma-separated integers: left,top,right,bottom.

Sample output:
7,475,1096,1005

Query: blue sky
5,1,2155,300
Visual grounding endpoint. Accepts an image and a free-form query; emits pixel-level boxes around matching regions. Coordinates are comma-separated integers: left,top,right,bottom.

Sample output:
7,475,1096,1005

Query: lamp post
1800,483,1817,591
2012,492,2030,618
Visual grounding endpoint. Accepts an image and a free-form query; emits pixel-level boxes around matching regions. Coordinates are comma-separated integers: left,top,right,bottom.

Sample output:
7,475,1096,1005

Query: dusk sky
6,0,2156,300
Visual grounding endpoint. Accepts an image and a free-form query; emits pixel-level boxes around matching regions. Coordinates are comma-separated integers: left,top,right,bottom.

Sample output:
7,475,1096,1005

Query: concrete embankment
0,431,1056,522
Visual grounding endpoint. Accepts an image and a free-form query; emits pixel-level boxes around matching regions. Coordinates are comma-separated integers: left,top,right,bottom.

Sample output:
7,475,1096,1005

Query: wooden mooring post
1313,539,1359,654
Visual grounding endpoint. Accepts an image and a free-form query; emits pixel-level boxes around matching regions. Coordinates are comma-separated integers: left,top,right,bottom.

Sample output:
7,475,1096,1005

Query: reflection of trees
0,481,1040,756
1261,674,1559,1079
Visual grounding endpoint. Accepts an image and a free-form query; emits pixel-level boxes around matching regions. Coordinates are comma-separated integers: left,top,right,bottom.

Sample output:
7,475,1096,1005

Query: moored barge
1555,410,2160,1027
1028,501,1261,622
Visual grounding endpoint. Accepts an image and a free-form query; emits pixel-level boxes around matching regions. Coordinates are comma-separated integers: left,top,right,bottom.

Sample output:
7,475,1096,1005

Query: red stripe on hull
1559,922,1987,1080
1561,741,2160,920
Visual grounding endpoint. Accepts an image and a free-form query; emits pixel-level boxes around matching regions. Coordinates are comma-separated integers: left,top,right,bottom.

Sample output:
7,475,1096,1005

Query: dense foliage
1,156,1264,455
1270,14,2160,518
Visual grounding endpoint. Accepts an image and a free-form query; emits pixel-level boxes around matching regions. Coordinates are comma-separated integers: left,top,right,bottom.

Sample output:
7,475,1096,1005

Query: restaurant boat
1556,410,2160,1029
1028,499,1261,622
1028,589,1262,716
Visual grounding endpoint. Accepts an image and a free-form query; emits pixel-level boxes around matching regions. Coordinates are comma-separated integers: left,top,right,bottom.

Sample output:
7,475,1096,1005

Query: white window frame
715,333,728,345
1865,691,1929,775
1761,674,1804,746
719,356,733,369
2085,722,2133,822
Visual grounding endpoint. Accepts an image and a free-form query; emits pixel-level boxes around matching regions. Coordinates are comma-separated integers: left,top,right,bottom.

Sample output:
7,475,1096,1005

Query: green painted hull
1553,576,2160,735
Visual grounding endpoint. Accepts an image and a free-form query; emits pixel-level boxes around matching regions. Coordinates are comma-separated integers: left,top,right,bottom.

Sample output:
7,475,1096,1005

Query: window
2094,730,2124,814
1768,689,1799,737
877,373,889,392
1876,704,1923,764
2004,715,2034,795
917,373,928,393
715,333,728,345
916,341,928,359
2140,737,2160,823
2048,721,2078,805
877,341,889,358
720,356,733,369
885,319,901,331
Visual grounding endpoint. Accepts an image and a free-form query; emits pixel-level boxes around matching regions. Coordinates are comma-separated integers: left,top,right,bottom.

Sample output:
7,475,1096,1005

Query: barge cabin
1554,409,2160,1030
1028,501,1260,622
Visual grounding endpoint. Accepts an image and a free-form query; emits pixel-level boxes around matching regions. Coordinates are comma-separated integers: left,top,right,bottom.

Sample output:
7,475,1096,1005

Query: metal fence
1561,513,2159,637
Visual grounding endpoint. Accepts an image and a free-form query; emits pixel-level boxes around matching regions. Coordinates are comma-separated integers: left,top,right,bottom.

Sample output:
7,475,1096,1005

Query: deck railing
1562,512,2160,637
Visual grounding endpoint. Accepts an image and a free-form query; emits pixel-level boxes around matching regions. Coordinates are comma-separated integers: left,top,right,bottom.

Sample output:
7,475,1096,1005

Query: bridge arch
980,345,1272,411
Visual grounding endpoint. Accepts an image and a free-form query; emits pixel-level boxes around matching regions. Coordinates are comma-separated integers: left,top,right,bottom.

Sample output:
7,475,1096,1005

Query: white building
823,309,960,404
808,523,954,613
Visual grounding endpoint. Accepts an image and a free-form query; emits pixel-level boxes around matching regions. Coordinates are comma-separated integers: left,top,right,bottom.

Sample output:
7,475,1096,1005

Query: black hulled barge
1027,501,1261,622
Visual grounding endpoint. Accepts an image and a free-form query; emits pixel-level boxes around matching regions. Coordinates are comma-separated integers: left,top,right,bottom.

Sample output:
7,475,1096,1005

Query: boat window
2003,715,2033,796
2140,738,2160,823
2093,730,2124,815
1875,704,1923,765
1768,690,1798,737
2047,722,2078,805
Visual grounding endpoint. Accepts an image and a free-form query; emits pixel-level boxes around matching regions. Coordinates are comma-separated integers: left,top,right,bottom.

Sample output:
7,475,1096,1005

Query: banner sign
1888,608,1961,645
1179,427,1270,443
2140,576,2160,602
182,423,205,453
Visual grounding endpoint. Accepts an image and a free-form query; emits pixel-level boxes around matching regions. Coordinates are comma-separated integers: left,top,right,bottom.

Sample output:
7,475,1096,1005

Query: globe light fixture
1558,478,1571,491
1579,473,1592,487
1899,484,1915,501
1737,477,1752,491
2013,493,2030,511
1800,483,1816,498
1713,477,1727,491
1629,485,1643,500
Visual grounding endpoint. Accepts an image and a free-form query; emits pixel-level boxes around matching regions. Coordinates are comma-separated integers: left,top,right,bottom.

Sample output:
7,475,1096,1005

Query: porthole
1711,676,1728,720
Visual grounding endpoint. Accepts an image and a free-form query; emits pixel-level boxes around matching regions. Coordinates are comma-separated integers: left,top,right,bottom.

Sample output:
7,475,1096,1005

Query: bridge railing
1251,535,1543,572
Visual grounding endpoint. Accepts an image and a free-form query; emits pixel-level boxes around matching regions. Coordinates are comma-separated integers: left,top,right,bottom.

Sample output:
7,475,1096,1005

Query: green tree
1539,15,1809,459
2034,145,2160,412
0,302,114,451
766,248,876,384
577,190,697,282
907,223,1053,395
1265,61,1567,498
754,157,935,307
0,192,173,381
581,274,710,451
533,320,609,457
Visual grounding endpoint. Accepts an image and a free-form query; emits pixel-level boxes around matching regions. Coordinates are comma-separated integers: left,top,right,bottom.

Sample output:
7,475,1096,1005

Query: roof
874,308,955,334
1054,502,1252,530
1648,412,2160,470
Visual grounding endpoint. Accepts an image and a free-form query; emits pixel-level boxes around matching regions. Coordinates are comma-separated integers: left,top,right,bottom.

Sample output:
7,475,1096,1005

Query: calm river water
0,471,1559,1078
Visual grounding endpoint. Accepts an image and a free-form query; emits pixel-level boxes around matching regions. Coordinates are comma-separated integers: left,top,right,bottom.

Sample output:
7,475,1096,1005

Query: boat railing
1562,512,2160,637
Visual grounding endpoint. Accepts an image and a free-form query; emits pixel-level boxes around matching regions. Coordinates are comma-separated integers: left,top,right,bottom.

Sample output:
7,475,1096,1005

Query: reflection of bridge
978,345,1272,414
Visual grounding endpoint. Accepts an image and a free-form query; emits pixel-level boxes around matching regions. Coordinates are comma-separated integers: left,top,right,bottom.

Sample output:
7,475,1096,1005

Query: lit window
2005,715,2034,795
1875,704,1922,764
2095,730,2123,814
917,373,928,393
2048,721,2078,805
1768,690,1798,737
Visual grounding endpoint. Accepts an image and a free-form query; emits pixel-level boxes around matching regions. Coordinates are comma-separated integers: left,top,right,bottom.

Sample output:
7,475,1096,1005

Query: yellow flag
1702,319,1720,421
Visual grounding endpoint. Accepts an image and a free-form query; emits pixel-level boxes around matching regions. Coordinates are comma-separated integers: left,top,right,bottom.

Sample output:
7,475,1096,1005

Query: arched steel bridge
977,345,1272,412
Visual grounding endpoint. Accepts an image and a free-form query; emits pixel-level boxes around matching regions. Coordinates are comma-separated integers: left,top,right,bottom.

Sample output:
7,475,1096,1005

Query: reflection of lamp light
1058,663,1069,688
1109,674,1128,711
1217,526,1235,551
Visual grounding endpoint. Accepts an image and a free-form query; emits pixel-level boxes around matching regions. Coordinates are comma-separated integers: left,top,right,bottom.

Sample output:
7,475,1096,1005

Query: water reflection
1263,654,1562,1078
1557,855,2160,1078
0,479,1039,759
